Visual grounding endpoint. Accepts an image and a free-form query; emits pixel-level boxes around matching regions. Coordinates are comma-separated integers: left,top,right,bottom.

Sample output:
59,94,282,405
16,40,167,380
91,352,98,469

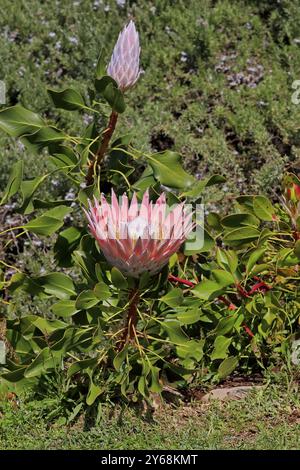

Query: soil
185,373,264,402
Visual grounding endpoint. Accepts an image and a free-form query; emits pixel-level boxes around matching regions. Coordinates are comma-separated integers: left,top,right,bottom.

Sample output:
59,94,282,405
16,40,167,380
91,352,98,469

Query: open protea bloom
84,190,194,278
107,20,140,92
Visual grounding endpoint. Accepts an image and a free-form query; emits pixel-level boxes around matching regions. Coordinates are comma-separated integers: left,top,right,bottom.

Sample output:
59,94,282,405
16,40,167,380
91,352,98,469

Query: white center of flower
127,216,148,240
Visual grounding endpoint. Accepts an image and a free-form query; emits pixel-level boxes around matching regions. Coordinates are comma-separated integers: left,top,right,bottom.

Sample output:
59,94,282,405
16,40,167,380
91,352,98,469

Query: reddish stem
242,324,254,338
249,282,271,295
218,295,231,306
168,274,196,288
219,296,237,310
117,288,140,352
236,283,250,298
86,110,118,186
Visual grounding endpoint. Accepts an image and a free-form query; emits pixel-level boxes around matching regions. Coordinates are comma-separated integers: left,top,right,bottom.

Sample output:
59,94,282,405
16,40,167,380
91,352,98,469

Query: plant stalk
168,274,196,287
117,287,140,352
86,110,118,185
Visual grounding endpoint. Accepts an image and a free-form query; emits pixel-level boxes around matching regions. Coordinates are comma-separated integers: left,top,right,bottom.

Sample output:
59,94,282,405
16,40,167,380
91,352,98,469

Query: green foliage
96,78,126,114
48,88,86,111
0,160,23,205
0,105,45,137
146,151,196,189
1,187,299,405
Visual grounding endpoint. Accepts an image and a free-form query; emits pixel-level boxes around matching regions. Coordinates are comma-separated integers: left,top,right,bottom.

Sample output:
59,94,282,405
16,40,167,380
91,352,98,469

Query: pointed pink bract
84,190,193,278
107,20,141,92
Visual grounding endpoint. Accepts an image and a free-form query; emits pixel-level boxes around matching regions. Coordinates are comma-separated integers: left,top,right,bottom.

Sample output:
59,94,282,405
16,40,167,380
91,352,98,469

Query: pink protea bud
295,184,300,201
107,20,140,92
286,183,300,203
84,190,194,278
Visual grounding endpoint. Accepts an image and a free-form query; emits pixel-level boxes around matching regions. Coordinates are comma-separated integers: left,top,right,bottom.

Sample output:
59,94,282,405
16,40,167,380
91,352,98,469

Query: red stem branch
248,282,270,295
236,283,250,298
167,274,196,288
242,324,254,338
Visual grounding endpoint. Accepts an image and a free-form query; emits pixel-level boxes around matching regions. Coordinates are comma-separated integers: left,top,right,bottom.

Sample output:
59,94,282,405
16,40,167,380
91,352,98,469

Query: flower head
286,182,300,203
84,190,193,278
107,20,140,92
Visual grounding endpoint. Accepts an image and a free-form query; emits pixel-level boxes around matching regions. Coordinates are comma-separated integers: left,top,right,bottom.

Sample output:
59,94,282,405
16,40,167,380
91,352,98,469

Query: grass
1,381,300,450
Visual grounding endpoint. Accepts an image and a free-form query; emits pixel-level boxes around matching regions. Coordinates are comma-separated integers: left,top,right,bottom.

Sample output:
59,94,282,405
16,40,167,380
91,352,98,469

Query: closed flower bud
107,20,140,92
286,183,300,203
295,183,300,201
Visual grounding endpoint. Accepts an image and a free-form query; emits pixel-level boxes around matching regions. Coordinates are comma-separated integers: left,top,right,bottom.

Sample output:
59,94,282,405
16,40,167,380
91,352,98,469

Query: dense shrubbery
0,2,300,416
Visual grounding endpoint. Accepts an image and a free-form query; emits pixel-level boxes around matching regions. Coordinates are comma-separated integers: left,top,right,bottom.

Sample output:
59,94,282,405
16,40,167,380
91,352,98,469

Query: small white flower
68,36,78,45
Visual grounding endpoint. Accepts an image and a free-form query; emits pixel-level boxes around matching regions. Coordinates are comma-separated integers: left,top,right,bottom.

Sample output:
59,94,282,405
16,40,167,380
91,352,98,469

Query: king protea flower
84,190,193,278
107,20,140,92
